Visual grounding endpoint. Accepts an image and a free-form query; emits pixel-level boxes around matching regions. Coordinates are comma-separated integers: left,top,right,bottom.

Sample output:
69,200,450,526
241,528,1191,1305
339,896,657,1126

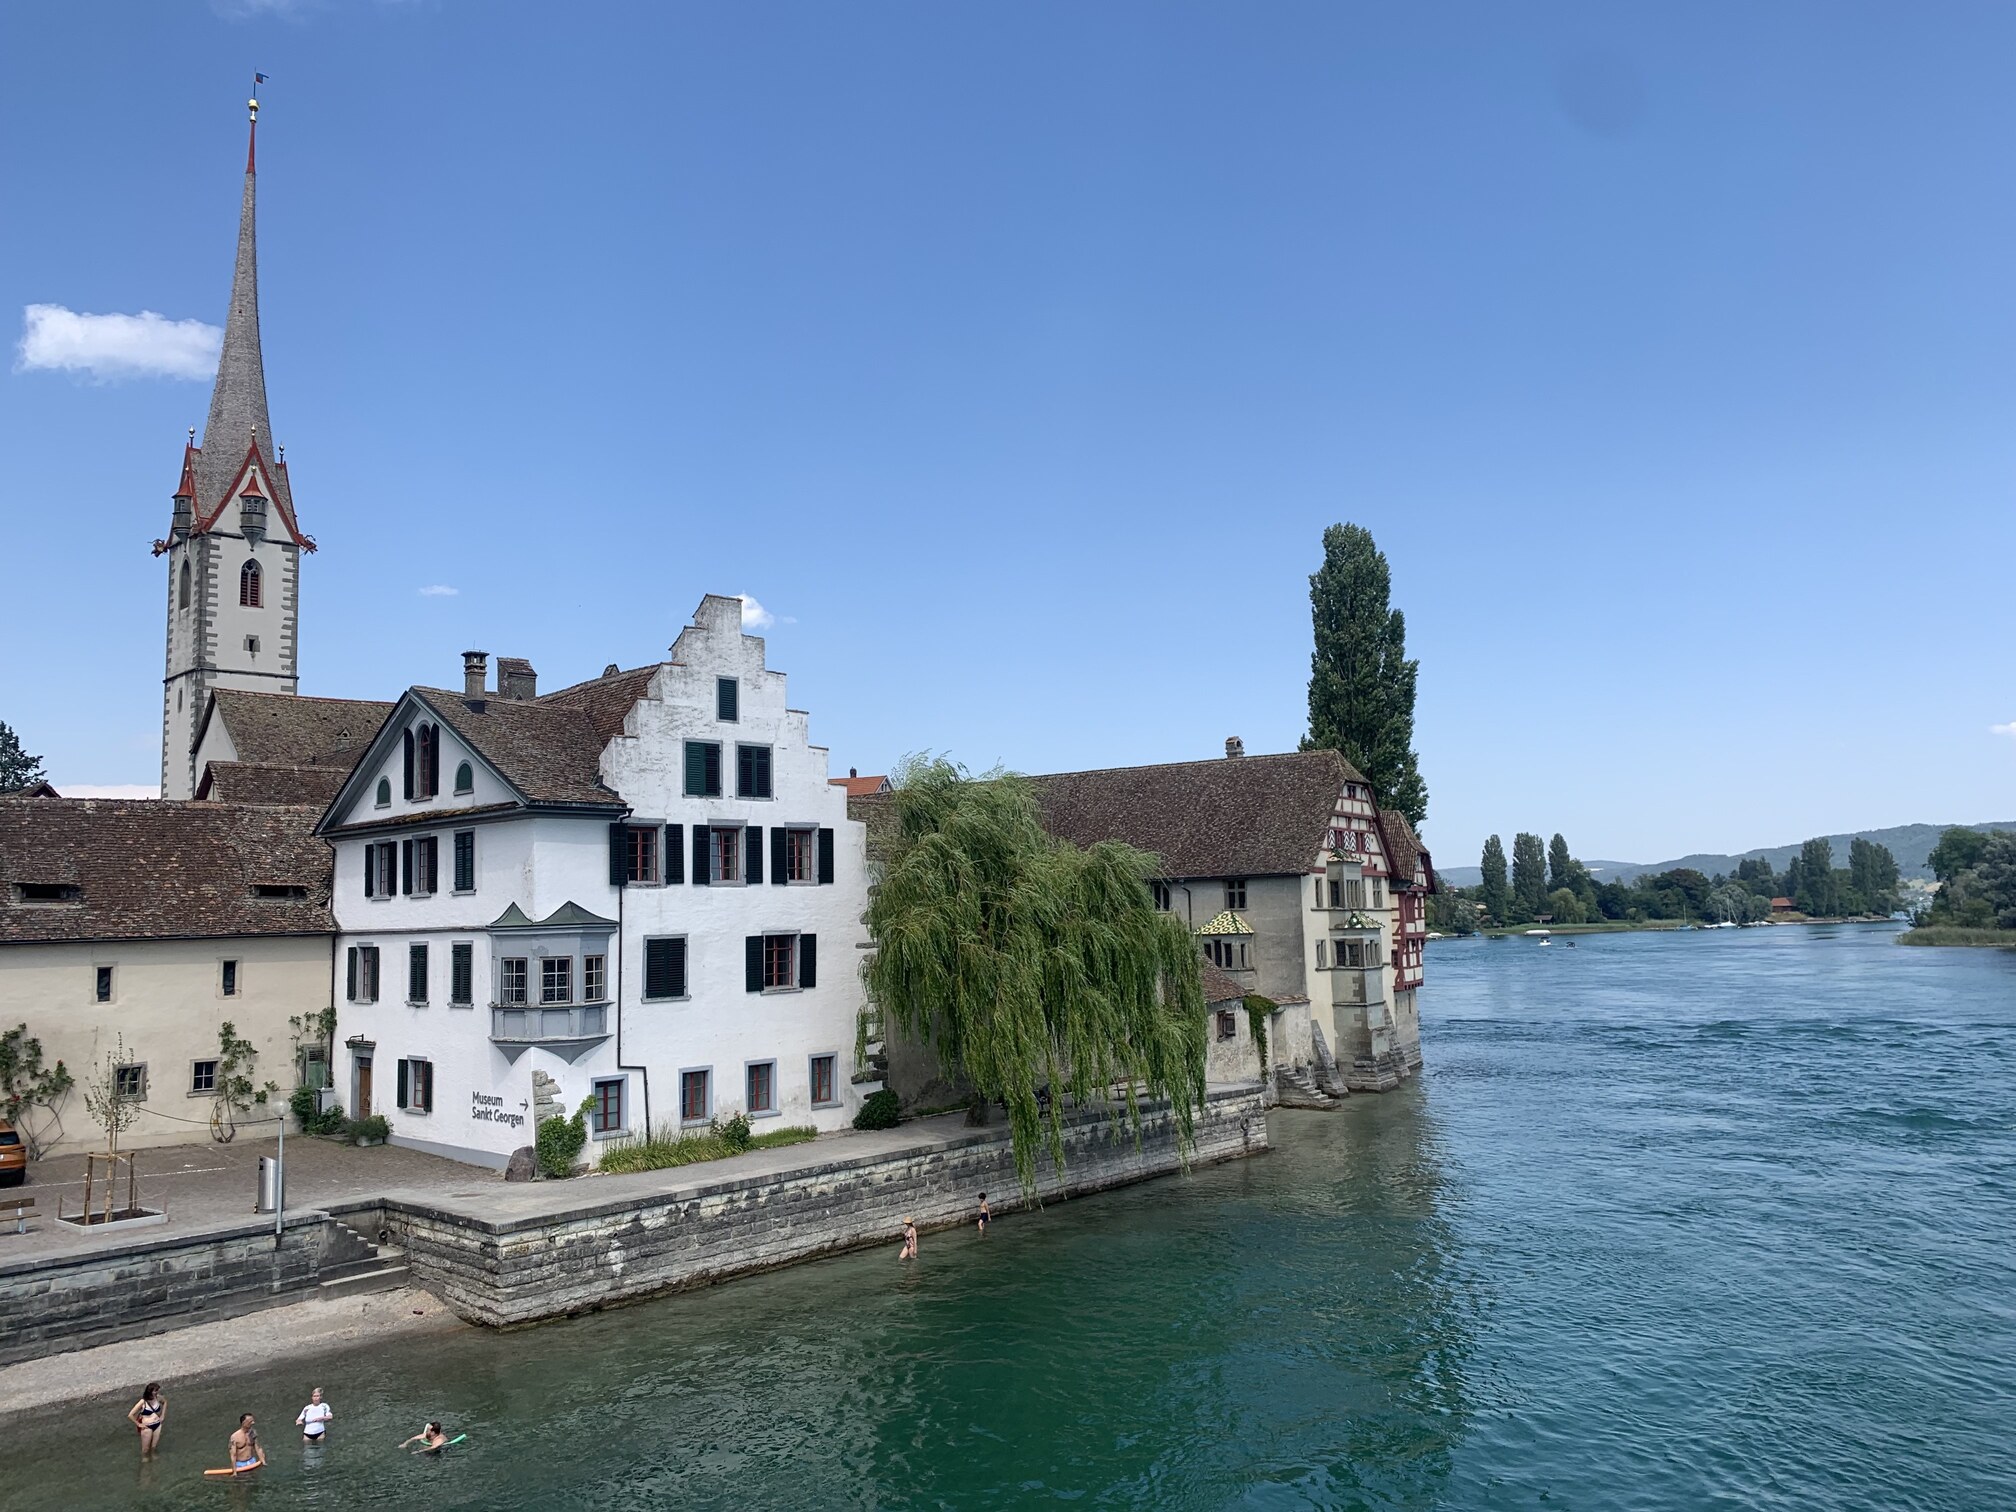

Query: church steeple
160,91,309,801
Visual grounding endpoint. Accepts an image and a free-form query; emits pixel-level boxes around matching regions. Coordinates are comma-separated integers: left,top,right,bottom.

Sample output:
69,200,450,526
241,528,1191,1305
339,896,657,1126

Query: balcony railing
490,1001,610,1063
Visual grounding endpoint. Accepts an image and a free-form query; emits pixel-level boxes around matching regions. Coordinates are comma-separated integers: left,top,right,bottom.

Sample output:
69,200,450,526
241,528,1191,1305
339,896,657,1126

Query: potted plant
348,1113,391,1147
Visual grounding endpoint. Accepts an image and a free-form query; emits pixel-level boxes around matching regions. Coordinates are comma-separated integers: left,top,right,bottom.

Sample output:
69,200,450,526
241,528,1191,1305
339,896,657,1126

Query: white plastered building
320,595,870,1169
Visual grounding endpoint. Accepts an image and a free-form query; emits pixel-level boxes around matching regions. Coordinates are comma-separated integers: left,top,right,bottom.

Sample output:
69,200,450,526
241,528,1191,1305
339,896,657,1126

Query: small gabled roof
830,774,891,798
1031,749,1366,879
1200,963,1254,1006
1195,909,1254,936
1376,811,1436,892
489,900,618,931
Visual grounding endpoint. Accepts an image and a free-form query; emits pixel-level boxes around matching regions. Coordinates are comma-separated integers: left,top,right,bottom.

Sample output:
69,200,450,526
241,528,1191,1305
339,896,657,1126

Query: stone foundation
360,1086,1267,1329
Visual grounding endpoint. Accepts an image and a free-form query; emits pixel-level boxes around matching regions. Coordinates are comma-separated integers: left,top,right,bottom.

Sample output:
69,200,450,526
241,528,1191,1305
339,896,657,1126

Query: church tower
159,95,313,800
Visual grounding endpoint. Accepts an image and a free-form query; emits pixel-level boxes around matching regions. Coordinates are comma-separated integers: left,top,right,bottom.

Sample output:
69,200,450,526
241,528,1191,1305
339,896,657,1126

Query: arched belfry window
406,722,441,800
239,560,262,608
178,559,191,610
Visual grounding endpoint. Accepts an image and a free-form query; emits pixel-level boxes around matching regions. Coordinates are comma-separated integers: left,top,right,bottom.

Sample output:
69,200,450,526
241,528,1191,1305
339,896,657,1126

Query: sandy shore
0,1287,466,1421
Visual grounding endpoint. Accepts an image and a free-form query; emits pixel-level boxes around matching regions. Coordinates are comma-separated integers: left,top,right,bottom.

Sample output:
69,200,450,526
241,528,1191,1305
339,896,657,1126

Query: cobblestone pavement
4,1134,501,1259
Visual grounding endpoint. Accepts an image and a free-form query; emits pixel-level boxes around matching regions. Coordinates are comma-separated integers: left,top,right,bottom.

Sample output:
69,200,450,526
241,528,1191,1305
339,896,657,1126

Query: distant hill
1437,821,2016,888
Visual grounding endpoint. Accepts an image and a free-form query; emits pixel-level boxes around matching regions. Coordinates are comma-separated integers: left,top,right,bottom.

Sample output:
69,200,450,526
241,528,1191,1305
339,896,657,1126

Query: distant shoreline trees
1920,826,2016,932
1433,830,1904,931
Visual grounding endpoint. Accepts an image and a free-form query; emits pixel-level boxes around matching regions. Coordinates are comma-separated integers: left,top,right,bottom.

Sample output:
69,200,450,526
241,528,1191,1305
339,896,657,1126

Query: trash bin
256,1155,284,1214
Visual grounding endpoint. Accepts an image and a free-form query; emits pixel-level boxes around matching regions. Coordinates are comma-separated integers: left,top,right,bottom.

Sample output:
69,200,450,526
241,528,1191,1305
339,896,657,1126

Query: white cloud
1992,721,2016,740
56,784,160,800
15,304,222,381
419,585,459,597
738,593,775,630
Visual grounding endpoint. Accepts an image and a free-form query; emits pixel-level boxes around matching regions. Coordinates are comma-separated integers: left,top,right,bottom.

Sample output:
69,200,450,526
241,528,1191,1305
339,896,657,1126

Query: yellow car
0,1119,26,1186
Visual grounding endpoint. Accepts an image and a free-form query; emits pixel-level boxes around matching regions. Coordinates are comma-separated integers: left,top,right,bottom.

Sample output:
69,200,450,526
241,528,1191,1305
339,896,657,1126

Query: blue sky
4,1,2012,866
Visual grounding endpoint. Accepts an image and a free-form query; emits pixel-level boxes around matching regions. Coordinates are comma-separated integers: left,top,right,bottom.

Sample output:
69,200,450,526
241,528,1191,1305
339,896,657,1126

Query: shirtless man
401,1421,451,1453
228,1413,266,1475
976,1192,991,1235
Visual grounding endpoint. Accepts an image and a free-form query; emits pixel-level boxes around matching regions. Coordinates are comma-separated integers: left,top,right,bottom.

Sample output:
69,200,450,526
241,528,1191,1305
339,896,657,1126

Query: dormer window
239,560,262,607
16,882,82,905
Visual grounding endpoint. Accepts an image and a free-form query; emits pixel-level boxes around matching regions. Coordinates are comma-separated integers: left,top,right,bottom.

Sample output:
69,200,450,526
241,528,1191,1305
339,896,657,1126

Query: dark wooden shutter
745,935,764,992
817,828,835,884
670,938,687,997
799,934,817,988
684,742,705,796
402,730,415,799
363,847,375,898
401,840,414,895
420,1060,434,1113
746,827,764,884
718,677,737,722
346,947,357,1001
706,743,722,796
644,939,670,999
692,825,710,885
427,727,440,798
771,827,789,884
609,823,628,886
397,1058,409,1110
664,825,684,884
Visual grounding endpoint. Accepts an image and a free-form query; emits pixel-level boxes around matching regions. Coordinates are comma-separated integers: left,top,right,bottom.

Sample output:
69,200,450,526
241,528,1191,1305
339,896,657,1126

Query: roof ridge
1030,749,1347,781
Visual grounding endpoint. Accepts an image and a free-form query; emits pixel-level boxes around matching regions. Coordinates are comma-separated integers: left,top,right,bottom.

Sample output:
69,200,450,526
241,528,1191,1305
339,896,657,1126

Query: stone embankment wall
0,1214,370,1367
371,1086,1266,1328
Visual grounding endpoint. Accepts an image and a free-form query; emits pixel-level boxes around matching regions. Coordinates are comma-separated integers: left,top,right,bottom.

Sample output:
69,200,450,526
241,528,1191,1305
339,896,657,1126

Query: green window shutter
771,826,788,884
692,825,710,885
817,828,835,885
664,825,684,884
746,827,764,884
397,1059,410,1109
798,933,817,989
717,677,738,722
670,938,687,997
685,742,706,796
346,947,357,1001
705,743,722,796
609,823,628,887
745,935,764,993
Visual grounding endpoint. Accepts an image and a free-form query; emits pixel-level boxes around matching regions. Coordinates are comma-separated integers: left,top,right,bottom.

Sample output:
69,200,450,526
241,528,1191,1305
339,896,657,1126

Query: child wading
127,1383,165,1459
976,1193,991,1234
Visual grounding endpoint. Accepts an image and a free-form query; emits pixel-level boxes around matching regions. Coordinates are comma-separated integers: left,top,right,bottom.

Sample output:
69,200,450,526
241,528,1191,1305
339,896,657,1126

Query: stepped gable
1030,749,1365,879
196,761,349,808
207,690,393,770
0,799,332,944
412,664,657,808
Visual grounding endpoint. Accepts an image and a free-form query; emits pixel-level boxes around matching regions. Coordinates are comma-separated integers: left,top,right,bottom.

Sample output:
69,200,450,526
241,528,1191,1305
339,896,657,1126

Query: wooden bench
0,1195,38,1234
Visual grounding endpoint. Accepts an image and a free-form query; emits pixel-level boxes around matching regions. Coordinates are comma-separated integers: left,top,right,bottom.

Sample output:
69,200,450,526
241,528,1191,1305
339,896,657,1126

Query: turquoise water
6,924,2013,1510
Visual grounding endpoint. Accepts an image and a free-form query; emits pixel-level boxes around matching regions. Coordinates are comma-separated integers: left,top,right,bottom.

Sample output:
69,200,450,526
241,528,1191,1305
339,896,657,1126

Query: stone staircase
1273,1064,1341,1109
316,1217,411,1300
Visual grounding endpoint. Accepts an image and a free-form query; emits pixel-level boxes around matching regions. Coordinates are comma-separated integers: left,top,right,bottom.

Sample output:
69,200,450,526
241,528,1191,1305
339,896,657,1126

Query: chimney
1225,736,1245,759
462,651,489,699
603,663,619,678
849,767,858,779
497,657,538,700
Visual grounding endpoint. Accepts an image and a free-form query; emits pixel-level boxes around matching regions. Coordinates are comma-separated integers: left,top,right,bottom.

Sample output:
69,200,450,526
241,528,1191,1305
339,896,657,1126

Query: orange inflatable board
203,1465,260,1477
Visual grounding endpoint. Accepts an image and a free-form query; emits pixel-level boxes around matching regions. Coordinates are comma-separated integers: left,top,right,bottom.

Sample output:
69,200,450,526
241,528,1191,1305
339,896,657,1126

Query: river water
5,924,2012,1511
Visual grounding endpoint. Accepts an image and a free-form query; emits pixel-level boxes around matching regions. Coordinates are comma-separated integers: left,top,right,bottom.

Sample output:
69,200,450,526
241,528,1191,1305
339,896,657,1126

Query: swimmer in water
296,1386,332,1442
898,1216,918,1260
401,1421,451,1453
976,1192,991,1235
127,1382,165,1459
227,1413,266,1475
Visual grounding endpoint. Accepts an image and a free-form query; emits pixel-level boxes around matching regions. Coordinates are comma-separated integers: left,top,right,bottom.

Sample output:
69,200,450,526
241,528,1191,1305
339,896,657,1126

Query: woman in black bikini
127,1382,165,1459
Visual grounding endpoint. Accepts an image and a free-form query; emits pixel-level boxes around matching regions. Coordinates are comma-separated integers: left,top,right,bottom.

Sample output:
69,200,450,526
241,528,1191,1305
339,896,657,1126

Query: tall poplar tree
1302,524,1427,827
1549,833,1573,892
1479,835,1509,924
1512,832,1548,921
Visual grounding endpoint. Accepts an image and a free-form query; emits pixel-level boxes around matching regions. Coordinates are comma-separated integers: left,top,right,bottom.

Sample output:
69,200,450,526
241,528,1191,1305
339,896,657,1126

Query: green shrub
346,1113,390,1143
597,1122,817,1174
289,1083,345,1135
853,1090,901,1131
750,1125,818,1152
536,1098,591,1177
719,1111,753,1152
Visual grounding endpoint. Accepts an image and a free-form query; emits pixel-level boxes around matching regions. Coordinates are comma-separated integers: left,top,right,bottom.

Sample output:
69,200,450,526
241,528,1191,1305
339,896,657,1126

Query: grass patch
597,1122,819,1174
1897,926,2016,948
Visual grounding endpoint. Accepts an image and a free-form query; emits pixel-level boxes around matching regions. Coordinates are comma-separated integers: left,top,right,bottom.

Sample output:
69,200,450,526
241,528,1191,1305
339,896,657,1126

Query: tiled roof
411,665,656,808
1030,750,1364,879
198,762,348,808
0,799,332,944
829,775,891,798
1195,909,1254,936
1200,963,1252,1005
1376,810,1433,889
210,690,393,769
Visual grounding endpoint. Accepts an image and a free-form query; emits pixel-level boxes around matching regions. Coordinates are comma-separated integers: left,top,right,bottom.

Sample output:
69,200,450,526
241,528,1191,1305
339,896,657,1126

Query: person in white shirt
296,1387,333,1443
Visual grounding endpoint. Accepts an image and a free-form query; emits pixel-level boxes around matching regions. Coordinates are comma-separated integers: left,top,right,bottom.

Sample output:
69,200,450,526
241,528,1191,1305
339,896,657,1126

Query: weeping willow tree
862,757,1208,1195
